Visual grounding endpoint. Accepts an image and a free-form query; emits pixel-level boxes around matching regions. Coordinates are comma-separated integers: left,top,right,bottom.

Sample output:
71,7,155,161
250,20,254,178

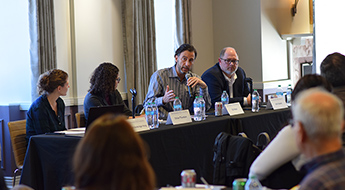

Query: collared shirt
26,94,66,142
299,148,345,190
222,72,248,106
144,65,211,118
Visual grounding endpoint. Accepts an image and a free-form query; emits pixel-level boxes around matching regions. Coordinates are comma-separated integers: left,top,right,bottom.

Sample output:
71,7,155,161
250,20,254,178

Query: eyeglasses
116,77,121,83
220,58,239,65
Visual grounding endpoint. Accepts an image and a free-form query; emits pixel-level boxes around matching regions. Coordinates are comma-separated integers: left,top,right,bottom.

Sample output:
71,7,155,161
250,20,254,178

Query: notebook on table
86,104,125,131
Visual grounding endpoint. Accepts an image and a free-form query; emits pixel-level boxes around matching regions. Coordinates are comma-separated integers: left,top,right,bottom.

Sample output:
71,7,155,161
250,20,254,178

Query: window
154,0,175,70
0,1,31,106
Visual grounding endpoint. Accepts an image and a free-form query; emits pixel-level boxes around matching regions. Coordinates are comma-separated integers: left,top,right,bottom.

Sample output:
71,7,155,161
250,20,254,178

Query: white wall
55,0,126,105
55,1,73,102
212,0,263,89
261,1,288,82
190,0,215,76
0,1,31,106
315,0,345,74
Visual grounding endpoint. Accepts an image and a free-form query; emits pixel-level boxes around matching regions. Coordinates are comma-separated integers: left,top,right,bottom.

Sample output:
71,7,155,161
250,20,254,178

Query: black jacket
202,63,250,108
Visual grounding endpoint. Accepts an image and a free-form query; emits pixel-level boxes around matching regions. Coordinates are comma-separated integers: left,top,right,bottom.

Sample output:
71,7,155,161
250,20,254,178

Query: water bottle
245,175,263,190
276,85,284,98
173,97,182,111
145,103,154,129
221,91,229,106
252,89,260,113
199,95,206,120
286,84,292,106
193,96,202,121
151,102,159,128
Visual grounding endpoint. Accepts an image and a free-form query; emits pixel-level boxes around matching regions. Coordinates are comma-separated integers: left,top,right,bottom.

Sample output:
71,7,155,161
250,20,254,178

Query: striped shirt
144,65,211,118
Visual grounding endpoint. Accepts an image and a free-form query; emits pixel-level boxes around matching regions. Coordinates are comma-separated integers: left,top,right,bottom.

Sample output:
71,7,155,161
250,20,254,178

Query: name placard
225,102,244,116
267,97,288,110
127,117,150,132
166,110,192,125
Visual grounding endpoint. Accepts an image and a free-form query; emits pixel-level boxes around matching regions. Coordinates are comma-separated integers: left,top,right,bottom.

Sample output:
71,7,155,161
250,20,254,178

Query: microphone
185,73,192,97
130,89,137,118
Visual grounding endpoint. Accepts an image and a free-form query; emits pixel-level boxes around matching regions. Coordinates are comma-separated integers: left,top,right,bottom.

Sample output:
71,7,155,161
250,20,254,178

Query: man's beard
224,66,238,76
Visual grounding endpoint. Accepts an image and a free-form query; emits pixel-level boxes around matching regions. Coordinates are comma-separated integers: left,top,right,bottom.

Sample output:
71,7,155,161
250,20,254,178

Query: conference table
20,108,290,190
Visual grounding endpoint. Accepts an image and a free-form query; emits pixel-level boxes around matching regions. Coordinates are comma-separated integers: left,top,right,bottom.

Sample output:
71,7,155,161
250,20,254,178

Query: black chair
134,104,144,115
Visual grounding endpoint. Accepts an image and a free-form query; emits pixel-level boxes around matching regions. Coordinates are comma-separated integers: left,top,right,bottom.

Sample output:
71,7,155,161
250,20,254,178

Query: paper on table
160,184,225,190
55,128,85,136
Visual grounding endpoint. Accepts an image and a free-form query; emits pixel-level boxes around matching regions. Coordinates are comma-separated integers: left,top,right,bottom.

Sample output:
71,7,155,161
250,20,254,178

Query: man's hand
247,93,251,105
162,85,175,104
187,77,207,89
247,93,261,105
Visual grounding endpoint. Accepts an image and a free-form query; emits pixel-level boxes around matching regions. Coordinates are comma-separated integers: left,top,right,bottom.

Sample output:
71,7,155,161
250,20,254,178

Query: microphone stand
130,89,137,118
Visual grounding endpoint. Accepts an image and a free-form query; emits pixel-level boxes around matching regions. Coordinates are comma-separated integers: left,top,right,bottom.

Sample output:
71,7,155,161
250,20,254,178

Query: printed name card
127,117,150,132
225,102,244,116
166,110,192,125
267,97,288,110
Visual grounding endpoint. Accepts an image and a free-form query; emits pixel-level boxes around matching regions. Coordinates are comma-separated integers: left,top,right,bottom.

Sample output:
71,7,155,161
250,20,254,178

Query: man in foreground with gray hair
292,88,345,189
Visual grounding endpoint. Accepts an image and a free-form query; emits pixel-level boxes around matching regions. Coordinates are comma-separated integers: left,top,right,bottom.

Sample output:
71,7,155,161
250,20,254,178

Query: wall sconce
291,0,300,16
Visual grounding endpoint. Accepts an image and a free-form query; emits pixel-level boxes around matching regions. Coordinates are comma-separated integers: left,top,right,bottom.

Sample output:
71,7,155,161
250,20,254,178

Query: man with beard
202,47,250,108
144,44,211,118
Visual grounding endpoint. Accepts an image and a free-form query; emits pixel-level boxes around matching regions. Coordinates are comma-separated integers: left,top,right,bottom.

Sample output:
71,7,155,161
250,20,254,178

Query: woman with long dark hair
83,63,131,122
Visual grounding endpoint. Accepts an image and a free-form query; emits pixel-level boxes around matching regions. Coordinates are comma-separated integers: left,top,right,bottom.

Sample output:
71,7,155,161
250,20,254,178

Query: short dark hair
291,74,332,102
320,52,345,87
37,69,68,95
89,62,119,95
174,44,197,59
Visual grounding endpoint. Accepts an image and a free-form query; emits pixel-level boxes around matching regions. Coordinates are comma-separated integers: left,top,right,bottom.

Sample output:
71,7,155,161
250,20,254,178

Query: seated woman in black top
26,69,69,142
83,62,132,123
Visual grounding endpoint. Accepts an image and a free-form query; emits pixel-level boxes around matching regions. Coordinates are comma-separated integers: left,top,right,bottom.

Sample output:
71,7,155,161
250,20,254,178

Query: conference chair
7,120,27,187
75,112,86,128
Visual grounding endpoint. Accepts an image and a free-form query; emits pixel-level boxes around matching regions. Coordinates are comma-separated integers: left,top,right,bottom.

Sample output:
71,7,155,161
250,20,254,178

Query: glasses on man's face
220,58,239,65
116,77,121,83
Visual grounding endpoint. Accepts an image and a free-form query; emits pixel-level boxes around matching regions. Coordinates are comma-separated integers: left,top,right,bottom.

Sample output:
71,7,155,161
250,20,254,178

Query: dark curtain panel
121,0,157,110
175,0,191,49
28,0,57,101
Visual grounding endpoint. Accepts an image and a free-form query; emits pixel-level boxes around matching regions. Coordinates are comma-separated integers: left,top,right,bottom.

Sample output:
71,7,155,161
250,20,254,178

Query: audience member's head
293,88,344,148
88,62,120,95
320,52,345,88
291,74,332,102
12,185,34,190
73,114,155,190
37,69,69,95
